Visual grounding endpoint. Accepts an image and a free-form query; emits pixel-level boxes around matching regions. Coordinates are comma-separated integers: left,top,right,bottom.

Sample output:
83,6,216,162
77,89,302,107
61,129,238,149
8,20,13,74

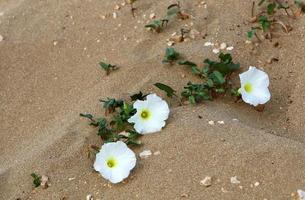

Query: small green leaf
178,60,198,67
99,62,118,75
267,3,277,15
209,71,225,85
258,15,271,32
31,173,41,188
167,5,180,17
162,47,180,64
130,91,149,101
188,96,196,104
100,98,124,114
154,82,176,97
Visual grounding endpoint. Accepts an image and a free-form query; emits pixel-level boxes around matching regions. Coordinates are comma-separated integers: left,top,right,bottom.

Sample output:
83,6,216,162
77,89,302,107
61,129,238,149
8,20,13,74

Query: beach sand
0,0,305,199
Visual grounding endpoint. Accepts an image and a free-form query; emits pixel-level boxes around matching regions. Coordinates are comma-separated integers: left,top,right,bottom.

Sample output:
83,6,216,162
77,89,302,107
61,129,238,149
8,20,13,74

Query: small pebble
86,194,93,200
226,46,234,51
204,41,214,47
254,182,260,187
0,12,4,16
208,120,215,125
153,151,161,156
220,42,227,50
40,175,49,189
149,13,156,19
230,176,240,184
245,40,252,44
113,12,117,19
217,121,225,124
200,176,212,187
114,4,120,10
212,48,220,54
0,34,4,42
139,150,152,159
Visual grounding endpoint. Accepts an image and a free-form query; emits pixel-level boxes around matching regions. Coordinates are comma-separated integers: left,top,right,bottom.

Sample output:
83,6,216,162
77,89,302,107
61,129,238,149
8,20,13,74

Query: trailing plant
145,2,189,33
80,93,146,146
248,0,296,41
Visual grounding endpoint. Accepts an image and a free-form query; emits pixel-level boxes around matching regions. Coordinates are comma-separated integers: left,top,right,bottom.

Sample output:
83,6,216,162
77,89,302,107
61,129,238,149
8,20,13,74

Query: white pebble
220,42,227,50
226,46,234,51
204,42,214,47
217,121,225,124
153,151,161,156
0,34,3,42
254,182,260,187
230,176,240,184
113,12,117,19
200,176,212,187
149,13,156,19
0,12,4,16
212,48,220,54
86,194,93,200
139,150,152,159
208,120,215,125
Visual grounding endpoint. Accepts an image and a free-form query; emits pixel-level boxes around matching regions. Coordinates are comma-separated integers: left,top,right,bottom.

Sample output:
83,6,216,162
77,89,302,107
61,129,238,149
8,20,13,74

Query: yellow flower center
140,109,151,120
244,82,253,93
106,157,117,168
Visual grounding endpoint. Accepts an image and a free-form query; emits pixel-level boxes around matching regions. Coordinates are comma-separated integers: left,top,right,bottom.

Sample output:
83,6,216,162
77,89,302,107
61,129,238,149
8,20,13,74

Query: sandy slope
0,0,305,199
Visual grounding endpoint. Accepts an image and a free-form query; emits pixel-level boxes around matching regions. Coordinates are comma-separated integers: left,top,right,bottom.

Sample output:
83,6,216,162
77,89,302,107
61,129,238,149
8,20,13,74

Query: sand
0,0,305,199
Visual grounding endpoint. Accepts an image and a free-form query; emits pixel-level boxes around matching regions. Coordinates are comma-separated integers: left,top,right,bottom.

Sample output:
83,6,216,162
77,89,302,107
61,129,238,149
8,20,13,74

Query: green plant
99,62,118,75
162,47,181,64
145,2,189,33
179,53,240,104
248,0,295,41
31,173,41,188
80,96,142,146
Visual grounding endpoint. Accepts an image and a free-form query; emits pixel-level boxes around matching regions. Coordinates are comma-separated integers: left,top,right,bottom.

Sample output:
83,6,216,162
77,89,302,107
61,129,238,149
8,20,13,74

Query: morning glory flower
93,141,136,184
239,66,271,106
128,93,170,134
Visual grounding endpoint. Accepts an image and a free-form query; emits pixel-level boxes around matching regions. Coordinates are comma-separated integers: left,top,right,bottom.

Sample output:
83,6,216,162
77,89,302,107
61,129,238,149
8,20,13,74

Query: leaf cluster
179,53,240,104
80,93,147,146
31,173,41,188
248,0,294,41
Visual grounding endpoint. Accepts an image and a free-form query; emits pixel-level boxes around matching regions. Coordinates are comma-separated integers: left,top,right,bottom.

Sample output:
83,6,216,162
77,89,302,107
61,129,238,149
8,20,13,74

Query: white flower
239,66,271,106
93,141,136,184
128,93,170,134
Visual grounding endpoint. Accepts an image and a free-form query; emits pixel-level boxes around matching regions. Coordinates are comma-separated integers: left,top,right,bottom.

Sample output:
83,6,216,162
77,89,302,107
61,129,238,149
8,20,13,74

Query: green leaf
100,98,124,113
204,53,240,76
267,3,277,15
188,96,196,104
130,91,148,101
209,71,225,85
258,15,271,32
162,47,180,64
154,82,176,97
167,6,180,17
178,60,197,67
99,62,118,75
31,173,41,188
